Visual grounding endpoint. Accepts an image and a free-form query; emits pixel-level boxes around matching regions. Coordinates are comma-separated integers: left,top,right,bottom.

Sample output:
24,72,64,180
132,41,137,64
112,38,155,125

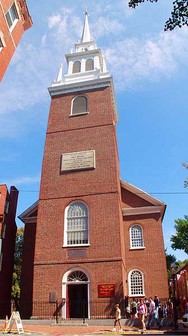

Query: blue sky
0,0,188,261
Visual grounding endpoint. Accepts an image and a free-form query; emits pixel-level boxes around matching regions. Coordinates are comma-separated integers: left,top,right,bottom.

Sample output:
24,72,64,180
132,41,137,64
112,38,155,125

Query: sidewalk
0,320,188,335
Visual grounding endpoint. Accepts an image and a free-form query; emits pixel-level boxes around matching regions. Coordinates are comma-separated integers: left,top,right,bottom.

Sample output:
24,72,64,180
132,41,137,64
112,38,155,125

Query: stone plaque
67,249,87,259
61,150,95,172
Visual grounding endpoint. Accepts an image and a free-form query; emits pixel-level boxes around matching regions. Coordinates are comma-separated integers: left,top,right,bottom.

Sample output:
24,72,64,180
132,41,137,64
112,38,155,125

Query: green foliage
11,227,24,300
182,162,188,188
171,215,188,254
128,0,188,31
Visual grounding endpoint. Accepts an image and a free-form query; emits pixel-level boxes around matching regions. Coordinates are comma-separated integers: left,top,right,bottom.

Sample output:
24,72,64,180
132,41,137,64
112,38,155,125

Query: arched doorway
62,268,90,319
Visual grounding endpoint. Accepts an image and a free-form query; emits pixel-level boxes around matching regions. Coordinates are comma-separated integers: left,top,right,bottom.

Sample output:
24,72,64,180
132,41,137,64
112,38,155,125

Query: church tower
32,11,125,318
19,10,168,319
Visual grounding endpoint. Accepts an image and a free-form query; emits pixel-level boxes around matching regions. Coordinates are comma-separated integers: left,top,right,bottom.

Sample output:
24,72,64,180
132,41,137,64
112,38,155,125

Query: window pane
66,202,88,245
86,59,94,71
131,225,143,248
72,61,81,73
130,270,144,296
5,12,12,28
72,96,87,115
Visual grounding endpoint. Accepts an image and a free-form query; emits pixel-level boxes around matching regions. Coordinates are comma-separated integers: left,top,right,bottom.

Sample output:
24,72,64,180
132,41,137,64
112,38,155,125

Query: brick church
19,11,168,319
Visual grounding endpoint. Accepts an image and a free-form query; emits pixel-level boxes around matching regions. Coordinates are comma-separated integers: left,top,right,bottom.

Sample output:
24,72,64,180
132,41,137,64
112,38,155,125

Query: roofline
18,200,38,222
120,179,166,220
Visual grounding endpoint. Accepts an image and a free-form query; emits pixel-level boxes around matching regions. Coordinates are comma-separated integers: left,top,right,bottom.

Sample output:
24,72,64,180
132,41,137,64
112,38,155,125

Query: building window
64,201,89,246
85,59,94,71
67,270,88,282
71,95,88,116
72,61,81,73
0,32,5,51
128,270,144,297
130,225,143,248
5,2,19,30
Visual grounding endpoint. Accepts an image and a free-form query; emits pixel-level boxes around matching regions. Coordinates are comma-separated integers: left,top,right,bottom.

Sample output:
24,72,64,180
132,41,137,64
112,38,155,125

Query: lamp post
170,262,178,329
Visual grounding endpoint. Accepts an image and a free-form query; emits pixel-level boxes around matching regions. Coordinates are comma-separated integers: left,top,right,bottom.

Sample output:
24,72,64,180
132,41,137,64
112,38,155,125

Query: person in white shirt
146,297,161,329
112,304,123,332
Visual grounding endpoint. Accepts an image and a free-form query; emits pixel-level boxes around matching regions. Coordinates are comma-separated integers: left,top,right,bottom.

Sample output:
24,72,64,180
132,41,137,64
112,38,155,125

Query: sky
0,0,188,261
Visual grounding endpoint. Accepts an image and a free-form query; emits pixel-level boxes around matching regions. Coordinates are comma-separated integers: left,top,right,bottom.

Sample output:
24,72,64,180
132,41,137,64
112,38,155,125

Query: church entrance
67,284,88,318
62,269,89,319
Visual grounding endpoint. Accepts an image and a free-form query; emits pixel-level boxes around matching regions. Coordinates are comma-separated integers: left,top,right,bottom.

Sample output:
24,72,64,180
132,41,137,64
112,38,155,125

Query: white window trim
63,200,90,247
70,95,89,116
5,2,19,32
0,31,6,51
128,269,145,297
129,224,144,249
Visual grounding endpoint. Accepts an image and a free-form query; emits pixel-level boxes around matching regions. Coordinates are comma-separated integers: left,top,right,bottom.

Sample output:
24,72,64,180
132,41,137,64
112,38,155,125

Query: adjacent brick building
19,11,169,319
0,185,19,317
0,0,32,81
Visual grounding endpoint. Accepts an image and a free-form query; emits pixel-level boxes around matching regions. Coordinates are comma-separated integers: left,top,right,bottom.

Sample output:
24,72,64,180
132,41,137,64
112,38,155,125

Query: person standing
146,297,161,329
131,298,137,319
138,299,147,332
112,304,123,332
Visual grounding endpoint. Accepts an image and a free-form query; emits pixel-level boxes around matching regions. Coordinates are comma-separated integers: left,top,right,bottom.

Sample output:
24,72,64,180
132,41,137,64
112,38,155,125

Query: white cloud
1,5,188,131
47,14,61,28
104,26,188,90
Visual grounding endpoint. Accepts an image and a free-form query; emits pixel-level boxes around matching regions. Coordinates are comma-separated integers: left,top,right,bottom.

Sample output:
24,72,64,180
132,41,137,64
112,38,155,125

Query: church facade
19,12,168,319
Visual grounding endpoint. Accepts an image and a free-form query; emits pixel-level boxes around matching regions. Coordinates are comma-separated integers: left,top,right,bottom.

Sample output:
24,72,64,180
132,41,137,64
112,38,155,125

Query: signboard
61,150,95,172
98,284,115,298
4,311,24,334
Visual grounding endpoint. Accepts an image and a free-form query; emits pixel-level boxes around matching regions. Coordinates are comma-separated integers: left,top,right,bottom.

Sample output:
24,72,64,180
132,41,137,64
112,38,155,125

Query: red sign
98,284,115,297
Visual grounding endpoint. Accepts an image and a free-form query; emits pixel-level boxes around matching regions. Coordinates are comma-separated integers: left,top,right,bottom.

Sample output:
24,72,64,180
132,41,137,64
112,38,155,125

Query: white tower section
51,10,110,87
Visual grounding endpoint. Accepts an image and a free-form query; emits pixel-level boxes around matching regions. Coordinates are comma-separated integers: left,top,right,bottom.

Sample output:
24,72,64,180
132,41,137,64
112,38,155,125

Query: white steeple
51,10,110,87
81,9,91,43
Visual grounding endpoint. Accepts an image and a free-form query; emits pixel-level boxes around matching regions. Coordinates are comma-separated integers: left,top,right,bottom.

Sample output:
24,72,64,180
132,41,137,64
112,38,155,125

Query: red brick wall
32,84,124,311
0,0,32,81
0,185,18,317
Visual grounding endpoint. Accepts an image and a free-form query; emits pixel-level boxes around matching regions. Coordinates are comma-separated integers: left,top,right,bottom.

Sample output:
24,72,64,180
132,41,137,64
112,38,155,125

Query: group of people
112,295,167,332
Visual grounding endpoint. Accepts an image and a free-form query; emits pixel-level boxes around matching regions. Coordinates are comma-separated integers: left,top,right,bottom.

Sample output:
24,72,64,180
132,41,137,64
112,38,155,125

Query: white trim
62,266,90,319
122,206,162,217
70,94,88,116
129,224,144,249
128,269,145,297
64,200,90,247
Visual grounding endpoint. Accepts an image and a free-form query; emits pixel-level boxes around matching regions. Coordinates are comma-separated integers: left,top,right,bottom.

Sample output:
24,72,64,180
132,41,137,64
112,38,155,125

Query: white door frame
62,267,90,319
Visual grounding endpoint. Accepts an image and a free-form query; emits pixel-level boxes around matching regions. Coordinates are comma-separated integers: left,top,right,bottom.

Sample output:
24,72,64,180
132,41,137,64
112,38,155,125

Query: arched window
71,95,88,115
128,270,144,297
64,201,89,246
67,270,88,282
130,225,143,248
85,59,94,71
72,61,81,73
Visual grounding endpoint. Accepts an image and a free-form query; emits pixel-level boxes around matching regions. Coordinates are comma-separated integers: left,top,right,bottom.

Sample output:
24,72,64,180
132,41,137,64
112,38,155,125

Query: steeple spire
81,9,91,42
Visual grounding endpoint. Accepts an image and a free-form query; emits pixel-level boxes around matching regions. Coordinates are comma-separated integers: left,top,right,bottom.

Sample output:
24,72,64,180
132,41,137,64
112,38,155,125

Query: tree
11,227,24,303
128,0,188,31
182,162,188,188
170,215,188,254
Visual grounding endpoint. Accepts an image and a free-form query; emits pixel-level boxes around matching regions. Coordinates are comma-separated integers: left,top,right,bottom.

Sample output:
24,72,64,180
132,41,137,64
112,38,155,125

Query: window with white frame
5,2,19,30
0,34,5,51
85,59,94,71
129,270,144,296
130,225,143,248
64,201,89,246
71,95,88,116
72,60,81,73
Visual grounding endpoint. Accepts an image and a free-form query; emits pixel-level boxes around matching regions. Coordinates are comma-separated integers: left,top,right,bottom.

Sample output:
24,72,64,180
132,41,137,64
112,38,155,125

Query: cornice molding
122,205,163,217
